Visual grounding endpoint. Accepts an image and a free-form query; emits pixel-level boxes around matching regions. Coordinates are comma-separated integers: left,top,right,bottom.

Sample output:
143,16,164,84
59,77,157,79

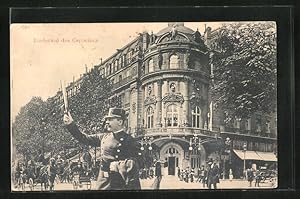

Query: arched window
170,55,179,69
148,59,154,73
166,104,178,127
192,106,201,128
146,107,154,128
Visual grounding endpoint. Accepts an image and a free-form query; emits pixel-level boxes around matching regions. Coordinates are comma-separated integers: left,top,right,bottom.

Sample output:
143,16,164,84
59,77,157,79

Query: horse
35,165,49,191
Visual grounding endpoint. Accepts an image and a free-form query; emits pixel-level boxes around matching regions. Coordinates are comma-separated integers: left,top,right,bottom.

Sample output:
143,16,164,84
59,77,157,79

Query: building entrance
160,142,184,176
168,157,176,175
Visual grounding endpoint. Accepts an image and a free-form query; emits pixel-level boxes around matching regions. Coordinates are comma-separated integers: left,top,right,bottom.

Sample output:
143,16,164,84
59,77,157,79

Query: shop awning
233,150,263,161
256,151,277,162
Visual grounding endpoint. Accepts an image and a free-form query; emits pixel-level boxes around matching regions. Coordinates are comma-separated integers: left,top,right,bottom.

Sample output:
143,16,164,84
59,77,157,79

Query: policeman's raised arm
63,112,102,147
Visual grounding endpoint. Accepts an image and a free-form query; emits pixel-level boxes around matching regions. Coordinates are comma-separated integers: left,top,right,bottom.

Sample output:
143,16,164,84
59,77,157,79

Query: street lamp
243,142,247,179
139,136,154,151
40,117,46,159
189,134,202,151
222,137,231,180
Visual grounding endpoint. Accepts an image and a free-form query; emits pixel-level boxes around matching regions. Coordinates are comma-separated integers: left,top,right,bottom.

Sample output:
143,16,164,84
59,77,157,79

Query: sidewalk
152,175,276,190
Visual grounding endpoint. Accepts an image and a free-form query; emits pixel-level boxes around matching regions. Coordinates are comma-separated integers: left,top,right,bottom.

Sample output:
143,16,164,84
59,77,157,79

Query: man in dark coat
207,160,220,189
152,161,162,189
63,108,141,190
48,158,57,191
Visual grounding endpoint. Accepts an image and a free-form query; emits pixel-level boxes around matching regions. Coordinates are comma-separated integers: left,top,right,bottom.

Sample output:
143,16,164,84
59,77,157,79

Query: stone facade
54,23,277,177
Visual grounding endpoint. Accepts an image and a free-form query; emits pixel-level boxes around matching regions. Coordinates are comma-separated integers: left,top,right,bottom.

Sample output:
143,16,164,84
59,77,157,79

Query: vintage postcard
11,22,277,191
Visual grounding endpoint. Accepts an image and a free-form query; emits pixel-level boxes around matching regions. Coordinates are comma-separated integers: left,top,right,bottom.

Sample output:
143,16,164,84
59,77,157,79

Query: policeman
63,108,141,190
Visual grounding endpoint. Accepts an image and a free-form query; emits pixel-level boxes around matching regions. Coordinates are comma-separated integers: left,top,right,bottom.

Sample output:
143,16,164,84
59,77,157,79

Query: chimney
204,26,212,46
142,32,149,52
100,58,102,64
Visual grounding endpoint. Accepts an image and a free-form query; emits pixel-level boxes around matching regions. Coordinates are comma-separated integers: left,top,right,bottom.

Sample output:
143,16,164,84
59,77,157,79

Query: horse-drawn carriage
71,162,92,190
72,173,92,190
259,168,277,187
27,164,50,191
15,170,26,191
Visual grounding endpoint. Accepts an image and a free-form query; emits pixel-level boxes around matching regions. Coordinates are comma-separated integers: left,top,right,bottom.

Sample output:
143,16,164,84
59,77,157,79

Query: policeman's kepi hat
104,108,127,120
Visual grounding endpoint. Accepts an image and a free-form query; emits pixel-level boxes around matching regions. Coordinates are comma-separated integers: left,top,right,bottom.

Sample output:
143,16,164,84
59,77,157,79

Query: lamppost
40,117,46,159
189,134,202,152
222,137,231,180
139,136,154,168
242,142,247,179
139,136,154,151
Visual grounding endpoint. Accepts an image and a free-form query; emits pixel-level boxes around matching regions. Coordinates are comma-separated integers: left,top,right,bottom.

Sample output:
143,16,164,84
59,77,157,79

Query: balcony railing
221,127,277,139
140,127,220,138
113,76,134,89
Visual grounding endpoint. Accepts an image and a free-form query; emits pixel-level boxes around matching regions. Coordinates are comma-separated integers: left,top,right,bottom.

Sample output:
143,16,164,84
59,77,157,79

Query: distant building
53,23,277,177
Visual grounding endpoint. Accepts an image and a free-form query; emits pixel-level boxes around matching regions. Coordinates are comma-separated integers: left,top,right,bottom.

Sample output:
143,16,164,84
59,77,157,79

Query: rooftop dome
156,22,195,36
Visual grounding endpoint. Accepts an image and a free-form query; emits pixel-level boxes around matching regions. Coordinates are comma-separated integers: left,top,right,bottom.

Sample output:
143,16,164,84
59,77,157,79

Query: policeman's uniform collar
113,129,126,140
114,128,125,134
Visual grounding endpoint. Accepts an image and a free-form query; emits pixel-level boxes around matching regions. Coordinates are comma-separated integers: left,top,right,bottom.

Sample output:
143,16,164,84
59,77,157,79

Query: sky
11,22,223,120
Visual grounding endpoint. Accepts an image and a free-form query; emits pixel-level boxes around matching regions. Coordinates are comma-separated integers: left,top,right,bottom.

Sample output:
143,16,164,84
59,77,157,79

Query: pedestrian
185,169,189,183
229,168,233,182
48,158,57,191
149,167,154,178
190,168,194,183
82,148,92,169
152,161,162,189
177,167,181,179
180,170,184,181
254,169,261,187
247,168,254,187
72,161,84,177
196,165,204,183
203,165,208,188
64,108,141,190
207,160,220,189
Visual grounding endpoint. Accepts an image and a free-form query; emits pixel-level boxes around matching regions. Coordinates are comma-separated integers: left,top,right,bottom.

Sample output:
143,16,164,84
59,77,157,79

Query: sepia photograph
10,21,278,191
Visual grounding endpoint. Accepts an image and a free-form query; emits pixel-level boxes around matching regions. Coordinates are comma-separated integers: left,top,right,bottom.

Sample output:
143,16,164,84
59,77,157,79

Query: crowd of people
177,159,220,189
246,166,277,187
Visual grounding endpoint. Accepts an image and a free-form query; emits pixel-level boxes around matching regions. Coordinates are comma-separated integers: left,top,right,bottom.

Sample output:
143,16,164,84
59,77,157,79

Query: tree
210,22,277,122
12,67,120,161
68,67,121,132
12,97,48,159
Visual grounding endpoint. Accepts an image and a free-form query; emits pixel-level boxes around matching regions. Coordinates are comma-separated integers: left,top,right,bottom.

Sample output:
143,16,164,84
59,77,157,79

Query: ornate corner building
55,23,277,178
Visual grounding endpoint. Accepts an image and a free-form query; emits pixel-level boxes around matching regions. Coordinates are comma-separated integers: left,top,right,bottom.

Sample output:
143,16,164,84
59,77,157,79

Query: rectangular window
167,114,172,127
246,119,251,130
151,115,154,128
147,117,150,128
192,115,196,127
236,118,241,129
266,120,271,133
173,114,178,126
256,116,262,132
127,70,131,78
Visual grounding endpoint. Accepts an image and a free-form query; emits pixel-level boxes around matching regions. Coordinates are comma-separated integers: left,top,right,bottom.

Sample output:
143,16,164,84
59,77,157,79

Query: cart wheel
28,178,34,191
